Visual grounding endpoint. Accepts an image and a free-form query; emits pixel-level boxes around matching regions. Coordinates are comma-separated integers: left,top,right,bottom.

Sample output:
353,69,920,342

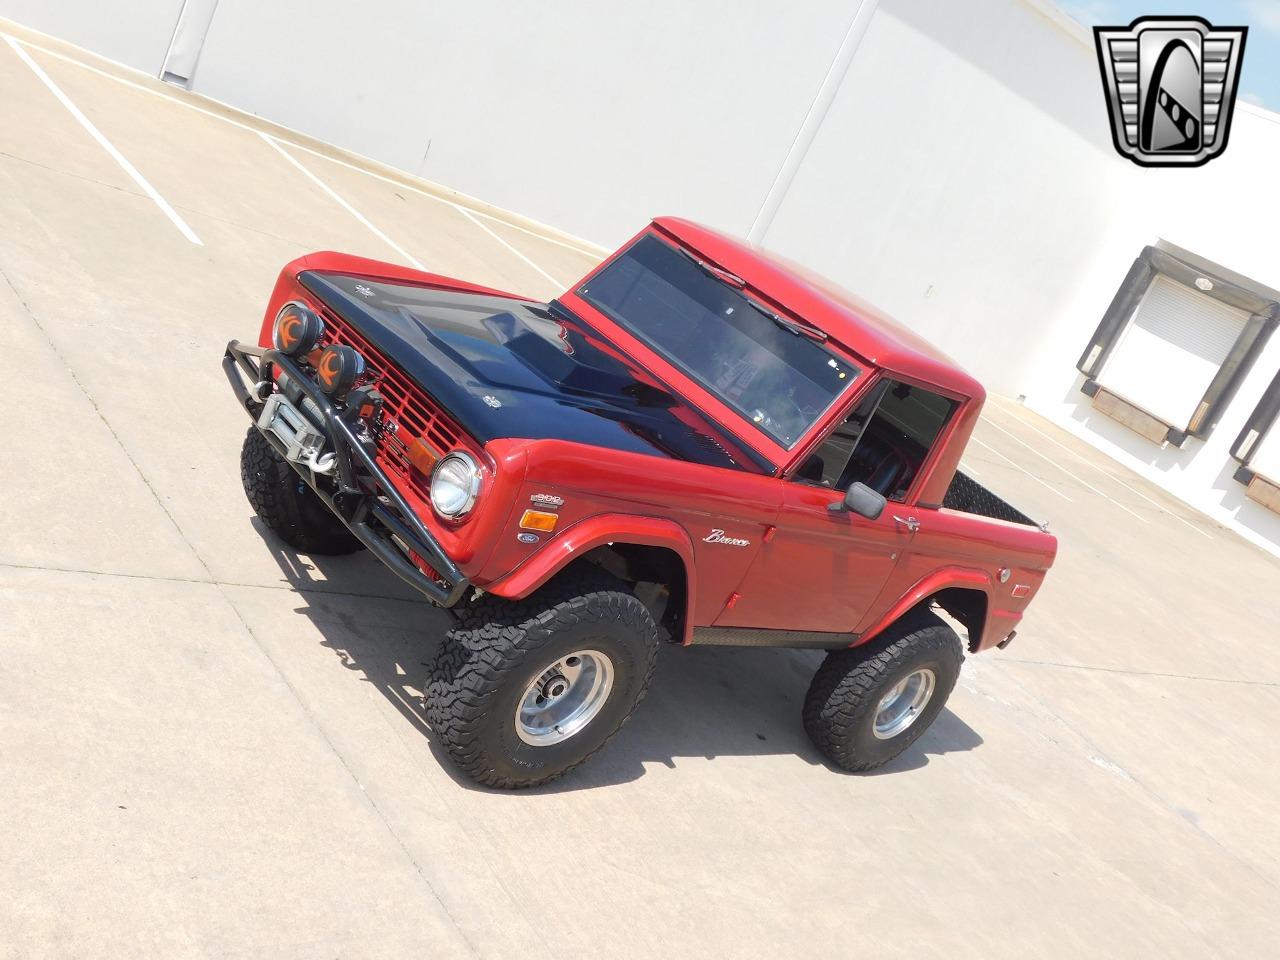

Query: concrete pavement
0,20,1276,959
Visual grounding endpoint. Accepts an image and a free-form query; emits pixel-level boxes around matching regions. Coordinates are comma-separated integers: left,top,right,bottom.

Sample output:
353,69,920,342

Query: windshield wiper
744,297,828,342
676,247,746,288
674,247,826,341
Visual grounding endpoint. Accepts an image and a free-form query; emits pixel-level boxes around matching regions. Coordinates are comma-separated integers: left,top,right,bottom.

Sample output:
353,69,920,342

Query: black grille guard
222,340,469,607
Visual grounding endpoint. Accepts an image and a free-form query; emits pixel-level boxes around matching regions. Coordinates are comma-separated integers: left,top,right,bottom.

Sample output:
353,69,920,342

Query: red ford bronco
223,217,1057,788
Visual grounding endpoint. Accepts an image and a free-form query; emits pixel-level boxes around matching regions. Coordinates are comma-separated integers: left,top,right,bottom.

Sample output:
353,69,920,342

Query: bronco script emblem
703,529,750,547
1094,17,1246,167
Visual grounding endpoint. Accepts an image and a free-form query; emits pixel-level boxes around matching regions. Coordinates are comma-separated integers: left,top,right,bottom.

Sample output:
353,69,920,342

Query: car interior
798,380,956,501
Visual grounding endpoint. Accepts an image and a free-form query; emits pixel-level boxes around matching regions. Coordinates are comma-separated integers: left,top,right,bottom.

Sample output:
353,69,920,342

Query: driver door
714,378,957,635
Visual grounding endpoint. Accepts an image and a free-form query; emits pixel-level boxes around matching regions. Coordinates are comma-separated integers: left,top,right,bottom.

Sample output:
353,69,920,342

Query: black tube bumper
223,340,469,607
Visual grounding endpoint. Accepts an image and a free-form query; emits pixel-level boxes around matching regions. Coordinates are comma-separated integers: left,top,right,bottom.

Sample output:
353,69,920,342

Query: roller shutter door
1099,275,1250,428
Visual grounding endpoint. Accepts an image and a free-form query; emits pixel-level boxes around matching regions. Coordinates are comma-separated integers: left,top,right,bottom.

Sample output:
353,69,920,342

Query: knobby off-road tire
426,567,660,789
803,610,962,772
239,427,363,556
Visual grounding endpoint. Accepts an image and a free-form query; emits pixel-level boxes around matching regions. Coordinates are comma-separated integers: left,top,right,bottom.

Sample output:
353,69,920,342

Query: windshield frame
572,233,860,451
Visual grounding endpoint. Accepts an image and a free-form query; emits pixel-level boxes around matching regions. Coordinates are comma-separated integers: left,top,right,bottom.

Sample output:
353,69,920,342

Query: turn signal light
519,509,558,533
406,437,439,476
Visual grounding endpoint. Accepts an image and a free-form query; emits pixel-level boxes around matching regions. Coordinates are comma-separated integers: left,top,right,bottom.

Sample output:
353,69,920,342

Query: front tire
803,610,962,772
425,567,660,789
239,427,363,556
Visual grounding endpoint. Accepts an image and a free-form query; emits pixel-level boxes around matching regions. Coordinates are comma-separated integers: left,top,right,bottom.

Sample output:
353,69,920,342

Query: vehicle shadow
254,523,983,793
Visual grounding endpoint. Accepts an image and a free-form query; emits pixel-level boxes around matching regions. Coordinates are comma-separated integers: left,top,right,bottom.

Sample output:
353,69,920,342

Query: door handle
893,515,921,533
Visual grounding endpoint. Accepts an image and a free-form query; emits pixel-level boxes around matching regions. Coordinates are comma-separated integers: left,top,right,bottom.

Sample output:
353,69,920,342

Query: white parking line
262,133,568,289
980,417,1148,523
258,132,426,271
454,205,567,289
971,436,1073,501
4,35,595,272
268,130,568,289
257,135,597,264
269,137,575,288
281,141,598,264
986,402,1214,540
4,34,203,245
470,207,605,258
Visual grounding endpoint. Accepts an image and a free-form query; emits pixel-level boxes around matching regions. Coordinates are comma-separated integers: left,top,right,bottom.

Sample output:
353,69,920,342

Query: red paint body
257,221,1057,652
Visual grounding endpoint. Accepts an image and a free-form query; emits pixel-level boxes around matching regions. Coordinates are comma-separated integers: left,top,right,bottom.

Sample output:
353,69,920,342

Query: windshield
578,234,858,447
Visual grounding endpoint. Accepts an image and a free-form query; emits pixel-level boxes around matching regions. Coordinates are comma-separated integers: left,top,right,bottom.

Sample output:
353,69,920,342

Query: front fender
483,514,698,642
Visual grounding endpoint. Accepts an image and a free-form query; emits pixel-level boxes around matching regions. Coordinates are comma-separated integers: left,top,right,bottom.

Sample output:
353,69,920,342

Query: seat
840,435,911,497
864,448,910,497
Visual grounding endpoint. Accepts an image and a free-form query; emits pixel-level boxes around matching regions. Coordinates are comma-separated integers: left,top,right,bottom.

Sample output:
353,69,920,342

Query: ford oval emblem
517,532,539,544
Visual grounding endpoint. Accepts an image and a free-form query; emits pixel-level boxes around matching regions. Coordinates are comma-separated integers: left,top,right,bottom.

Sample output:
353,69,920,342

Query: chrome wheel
872,668,936,740
515,650,614,746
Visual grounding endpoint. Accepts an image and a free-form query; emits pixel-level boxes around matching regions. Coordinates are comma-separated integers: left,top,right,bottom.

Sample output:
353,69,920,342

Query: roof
651,217,985,402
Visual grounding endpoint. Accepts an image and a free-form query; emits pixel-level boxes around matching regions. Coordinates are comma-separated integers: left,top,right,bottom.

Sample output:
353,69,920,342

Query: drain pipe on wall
746,0,881,245
160,0,221,87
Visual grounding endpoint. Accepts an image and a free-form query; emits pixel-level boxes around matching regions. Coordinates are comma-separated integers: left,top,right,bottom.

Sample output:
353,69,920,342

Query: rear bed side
856,510,1056,651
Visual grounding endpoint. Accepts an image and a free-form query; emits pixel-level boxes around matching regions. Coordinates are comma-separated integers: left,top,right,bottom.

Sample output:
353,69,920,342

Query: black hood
299,271,770,473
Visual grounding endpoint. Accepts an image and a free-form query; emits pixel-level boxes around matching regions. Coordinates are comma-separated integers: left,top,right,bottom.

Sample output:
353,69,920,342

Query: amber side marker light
406,438,439,476
519,510,558,532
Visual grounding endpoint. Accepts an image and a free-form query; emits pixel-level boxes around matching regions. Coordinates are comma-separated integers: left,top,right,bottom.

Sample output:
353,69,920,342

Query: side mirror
828,481,887,520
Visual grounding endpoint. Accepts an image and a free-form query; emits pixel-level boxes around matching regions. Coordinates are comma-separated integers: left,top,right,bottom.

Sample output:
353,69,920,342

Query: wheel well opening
578,543,688,643
932,587,988,653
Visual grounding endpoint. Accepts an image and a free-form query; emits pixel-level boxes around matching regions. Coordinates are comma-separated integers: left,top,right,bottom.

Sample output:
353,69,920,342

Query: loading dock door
1099,275,1250,428
1250,423,1280,481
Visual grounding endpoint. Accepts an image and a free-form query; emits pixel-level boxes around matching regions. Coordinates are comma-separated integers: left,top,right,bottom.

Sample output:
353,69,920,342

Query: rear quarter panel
859,507,1057,650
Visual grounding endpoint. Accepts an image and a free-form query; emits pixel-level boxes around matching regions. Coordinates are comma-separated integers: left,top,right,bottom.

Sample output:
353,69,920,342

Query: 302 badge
516,492,565,543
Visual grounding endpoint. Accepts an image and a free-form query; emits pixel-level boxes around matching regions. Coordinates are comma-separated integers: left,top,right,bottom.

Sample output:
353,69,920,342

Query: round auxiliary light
430,452,482,519
315,344,365,397
272,301,325,356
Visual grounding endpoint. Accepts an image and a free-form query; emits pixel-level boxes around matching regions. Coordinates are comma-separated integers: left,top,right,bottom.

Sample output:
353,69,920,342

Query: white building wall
761,0,1131,398
0,0,184,74
1022,108,1280,559
189,0,861,246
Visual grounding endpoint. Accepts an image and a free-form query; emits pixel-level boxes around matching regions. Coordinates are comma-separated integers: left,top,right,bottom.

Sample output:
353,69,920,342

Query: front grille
315,305,467,490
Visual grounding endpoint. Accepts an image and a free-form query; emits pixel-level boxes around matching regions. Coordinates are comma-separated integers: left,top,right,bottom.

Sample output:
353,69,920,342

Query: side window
795,382,886,488
796,380,957,501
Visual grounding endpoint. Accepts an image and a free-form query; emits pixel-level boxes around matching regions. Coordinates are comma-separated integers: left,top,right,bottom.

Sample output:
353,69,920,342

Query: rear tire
426,566,660,789
239,427,363,556
803,610,962,772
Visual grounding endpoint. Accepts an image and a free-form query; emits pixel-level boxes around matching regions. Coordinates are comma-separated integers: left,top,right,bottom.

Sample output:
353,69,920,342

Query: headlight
430,452,481,519
273,301,324,356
